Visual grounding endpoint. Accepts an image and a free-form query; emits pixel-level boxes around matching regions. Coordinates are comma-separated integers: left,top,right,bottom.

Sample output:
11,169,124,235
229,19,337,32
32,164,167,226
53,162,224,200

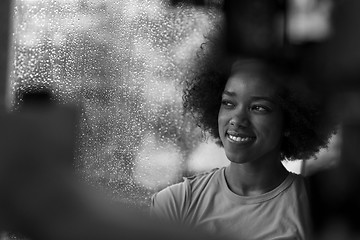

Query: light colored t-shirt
151,167,311,240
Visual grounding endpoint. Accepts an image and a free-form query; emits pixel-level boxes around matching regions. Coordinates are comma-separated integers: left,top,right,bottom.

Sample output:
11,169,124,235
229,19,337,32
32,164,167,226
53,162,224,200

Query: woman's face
218,71,284,164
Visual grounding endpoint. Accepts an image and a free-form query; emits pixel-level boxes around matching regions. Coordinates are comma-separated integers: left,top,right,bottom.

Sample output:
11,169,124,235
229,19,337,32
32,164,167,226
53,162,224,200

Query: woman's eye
221,100,234,108
250,105,270,112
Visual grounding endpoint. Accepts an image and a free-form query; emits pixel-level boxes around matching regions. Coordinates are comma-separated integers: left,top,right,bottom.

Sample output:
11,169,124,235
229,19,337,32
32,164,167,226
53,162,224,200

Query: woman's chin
226,153,250,164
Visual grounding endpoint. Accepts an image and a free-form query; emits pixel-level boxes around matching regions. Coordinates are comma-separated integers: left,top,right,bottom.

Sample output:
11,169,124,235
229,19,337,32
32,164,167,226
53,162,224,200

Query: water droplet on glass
12,0,224,210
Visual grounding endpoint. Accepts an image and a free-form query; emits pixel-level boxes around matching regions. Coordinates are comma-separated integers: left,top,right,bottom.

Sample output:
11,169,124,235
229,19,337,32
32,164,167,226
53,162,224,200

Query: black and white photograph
0,0,359,239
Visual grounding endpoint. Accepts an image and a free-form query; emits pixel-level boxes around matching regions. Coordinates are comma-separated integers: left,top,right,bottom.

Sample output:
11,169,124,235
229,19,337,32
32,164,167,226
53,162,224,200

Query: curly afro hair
183,55,337,161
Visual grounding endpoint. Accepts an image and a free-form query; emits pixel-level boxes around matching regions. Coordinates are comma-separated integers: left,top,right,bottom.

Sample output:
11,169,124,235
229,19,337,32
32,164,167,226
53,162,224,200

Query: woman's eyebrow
222,90,236,96
251,96,277,104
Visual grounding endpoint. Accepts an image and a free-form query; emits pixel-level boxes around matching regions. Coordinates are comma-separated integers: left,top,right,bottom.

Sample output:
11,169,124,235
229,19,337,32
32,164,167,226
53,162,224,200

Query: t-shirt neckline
219,167,296,205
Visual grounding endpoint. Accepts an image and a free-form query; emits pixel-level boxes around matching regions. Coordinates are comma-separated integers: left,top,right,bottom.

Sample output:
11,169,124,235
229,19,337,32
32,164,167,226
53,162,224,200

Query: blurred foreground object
0,90,220,240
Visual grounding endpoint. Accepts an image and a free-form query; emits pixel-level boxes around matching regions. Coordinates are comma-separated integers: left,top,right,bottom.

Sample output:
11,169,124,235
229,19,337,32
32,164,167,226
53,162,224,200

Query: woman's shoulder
153,168,222,204
288,171,307,186
184,167,223,193
281,172,309,200
150,168,223,220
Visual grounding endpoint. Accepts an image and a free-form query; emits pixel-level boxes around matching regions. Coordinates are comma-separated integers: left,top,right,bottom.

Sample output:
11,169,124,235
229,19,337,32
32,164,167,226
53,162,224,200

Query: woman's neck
224,158,289,197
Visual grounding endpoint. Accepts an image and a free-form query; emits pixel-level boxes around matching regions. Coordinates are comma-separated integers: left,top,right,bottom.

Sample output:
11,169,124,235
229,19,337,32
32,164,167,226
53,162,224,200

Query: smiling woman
151,58,337,239
218,61,285,167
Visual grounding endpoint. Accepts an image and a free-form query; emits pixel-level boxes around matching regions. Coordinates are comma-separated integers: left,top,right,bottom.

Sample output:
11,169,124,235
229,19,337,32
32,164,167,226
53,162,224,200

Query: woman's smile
226,130,256,144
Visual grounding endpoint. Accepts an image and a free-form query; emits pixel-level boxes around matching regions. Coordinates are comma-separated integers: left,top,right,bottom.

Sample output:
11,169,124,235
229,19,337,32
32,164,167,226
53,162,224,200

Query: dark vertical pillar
0,0,12,111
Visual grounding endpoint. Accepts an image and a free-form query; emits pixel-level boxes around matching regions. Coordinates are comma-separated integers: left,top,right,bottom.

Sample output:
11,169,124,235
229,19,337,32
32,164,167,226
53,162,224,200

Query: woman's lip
226,130,256,138
226,133,256,144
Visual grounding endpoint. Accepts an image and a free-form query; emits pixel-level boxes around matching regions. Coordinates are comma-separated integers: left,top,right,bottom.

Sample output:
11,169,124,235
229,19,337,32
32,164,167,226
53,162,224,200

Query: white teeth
228,134,253,142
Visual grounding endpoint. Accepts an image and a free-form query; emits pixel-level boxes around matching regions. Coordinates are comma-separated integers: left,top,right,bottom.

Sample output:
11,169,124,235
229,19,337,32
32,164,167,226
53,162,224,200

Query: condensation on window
12,0,229,209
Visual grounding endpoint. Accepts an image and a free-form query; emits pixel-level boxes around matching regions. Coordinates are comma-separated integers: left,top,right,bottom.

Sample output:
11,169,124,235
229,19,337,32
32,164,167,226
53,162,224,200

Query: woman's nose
229,111,250,128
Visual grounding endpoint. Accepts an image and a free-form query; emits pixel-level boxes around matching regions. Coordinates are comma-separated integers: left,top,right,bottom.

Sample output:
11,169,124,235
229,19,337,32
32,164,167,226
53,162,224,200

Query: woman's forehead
229,60,284,91
231,59,267,75
224,72,281,98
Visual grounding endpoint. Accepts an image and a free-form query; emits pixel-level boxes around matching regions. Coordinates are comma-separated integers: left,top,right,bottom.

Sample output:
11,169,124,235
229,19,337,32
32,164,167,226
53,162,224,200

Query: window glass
12,0,226,209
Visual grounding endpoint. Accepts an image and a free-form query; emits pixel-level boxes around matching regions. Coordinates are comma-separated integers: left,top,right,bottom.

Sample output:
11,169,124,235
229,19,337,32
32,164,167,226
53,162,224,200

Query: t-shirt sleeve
150,181,190,224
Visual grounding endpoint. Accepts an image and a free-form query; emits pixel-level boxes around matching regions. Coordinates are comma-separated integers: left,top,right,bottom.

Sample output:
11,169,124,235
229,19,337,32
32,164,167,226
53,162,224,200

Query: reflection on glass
12,0,224,209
